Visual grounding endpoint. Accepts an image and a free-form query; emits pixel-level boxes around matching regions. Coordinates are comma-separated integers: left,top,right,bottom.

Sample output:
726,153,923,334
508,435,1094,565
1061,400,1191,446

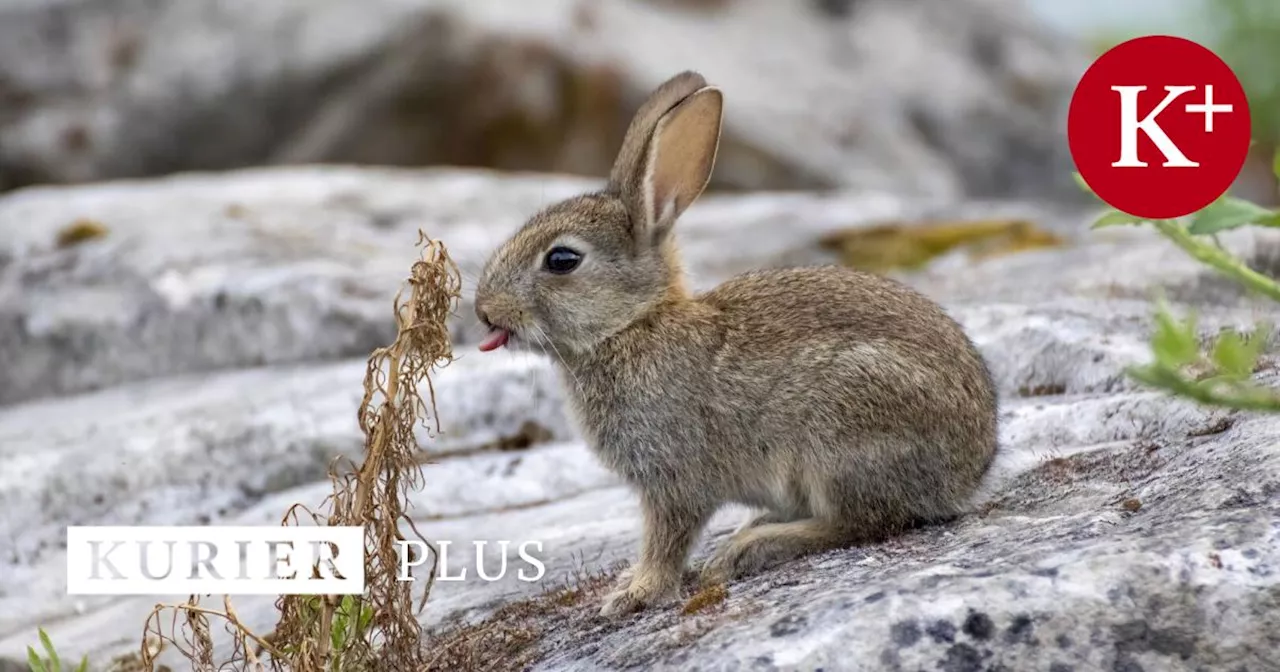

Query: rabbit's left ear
632,86,723,247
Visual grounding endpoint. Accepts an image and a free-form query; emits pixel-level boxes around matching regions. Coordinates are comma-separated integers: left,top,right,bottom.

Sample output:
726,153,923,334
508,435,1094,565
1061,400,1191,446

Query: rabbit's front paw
598,566,678,617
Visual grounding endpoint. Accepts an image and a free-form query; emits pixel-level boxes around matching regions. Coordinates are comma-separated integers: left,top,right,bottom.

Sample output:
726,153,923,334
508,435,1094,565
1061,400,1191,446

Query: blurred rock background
3,0,1273,202
0,0,1093,200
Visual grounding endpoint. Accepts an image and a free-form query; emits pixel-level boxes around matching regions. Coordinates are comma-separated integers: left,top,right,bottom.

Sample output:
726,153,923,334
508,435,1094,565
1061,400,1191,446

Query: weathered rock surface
0,165,1079,406
531,407,1280,672
0,0,1087,201
1,167,1278,670
1,165,1266,407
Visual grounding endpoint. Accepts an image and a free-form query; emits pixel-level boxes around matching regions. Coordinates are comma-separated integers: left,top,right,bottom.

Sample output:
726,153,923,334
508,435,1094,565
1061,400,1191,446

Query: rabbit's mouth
478,328,511,352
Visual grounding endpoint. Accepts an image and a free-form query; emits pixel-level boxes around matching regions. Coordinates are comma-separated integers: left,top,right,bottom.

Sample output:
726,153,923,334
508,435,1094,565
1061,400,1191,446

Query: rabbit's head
475,71,723,355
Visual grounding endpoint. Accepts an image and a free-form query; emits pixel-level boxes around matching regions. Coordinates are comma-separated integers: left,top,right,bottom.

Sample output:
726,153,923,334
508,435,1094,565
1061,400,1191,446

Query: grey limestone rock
1,166,1277,670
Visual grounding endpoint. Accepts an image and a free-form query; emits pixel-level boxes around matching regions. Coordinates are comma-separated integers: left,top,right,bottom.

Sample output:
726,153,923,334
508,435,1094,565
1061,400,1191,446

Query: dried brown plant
138,232,461,672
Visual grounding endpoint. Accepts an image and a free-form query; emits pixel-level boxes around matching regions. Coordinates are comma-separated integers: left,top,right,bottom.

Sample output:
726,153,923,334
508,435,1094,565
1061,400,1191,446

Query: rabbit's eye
544,246,582,274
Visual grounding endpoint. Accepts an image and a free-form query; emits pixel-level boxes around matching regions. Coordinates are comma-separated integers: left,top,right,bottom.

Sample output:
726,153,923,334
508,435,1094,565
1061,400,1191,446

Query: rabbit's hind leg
698,517,857,585
735,508,800,533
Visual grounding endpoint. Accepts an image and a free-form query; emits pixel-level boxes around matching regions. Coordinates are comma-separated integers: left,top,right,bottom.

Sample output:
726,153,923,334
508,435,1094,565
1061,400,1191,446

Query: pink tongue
478,329,510,352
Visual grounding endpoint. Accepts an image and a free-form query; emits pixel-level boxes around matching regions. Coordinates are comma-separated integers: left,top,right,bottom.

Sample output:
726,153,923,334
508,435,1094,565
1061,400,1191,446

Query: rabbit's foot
701,518,851,584
699,538,751,585
599,565,679,617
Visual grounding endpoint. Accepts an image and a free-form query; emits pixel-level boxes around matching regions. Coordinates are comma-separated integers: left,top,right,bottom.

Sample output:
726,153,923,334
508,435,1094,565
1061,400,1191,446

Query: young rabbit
474,71,999,616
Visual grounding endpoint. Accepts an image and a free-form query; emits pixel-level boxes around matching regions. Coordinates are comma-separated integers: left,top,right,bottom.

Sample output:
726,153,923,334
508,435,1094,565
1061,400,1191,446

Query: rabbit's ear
608,71,722,247
634,86,723,245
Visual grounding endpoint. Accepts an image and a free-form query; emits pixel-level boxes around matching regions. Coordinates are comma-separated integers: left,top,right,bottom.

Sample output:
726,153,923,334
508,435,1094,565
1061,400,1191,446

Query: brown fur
474,71,999,616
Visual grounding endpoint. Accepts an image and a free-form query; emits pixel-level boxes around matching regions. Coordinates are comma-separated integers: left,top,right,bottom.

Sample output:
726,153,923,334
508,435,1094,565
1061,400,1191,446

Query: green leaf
1211,329,1257,378
1151,303,1201,368
330,618,346,653
332,595,357,651
1252,212,1280,228
38,629,59,672
358,604,374,631
1072,172,1095,196
27,646,48,672
1091,210,1146,229
1187,196,1277,235
75,656,89,672
1246,321,1272,366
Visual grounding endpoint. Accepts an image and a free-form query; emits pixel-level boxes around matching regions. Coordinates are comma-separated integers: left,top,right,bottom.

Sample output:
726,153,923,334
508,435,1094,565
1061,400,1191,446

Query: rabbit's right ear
609,71,723,249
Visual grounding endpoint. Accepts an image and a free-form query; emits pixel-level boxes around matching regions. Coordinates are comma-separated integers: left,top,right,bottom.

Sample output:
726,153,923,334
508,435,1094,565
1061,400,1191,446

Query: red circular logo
1068,35,1251,219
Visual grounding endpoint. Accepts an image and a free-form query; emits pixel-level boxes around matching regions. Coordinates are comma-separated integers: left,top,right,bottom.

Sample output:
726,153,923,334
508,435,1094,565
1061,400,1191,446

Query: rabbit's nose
475,304,492,329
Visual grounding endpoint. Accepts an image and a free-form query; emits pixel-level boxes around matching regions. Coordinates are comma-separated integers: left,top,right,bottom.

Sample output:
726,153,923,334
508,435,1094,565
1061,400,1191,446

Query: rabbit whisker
532,323,585,396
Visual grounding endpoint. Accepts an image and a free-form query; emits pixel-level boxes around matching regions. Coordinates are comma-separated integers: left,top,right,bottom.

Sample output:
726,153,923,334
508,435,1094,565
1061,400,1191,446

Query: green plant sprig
1126,300,1278,412
26,628,88,672
1073,157,1280,412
